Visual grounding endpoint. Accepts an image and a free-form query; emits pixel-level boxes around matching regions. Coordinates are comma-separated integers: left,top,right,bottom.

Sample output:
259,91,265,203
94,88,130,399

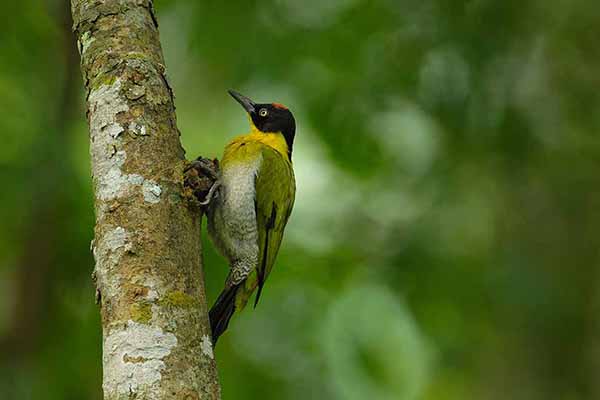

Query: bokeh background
2,0,600,399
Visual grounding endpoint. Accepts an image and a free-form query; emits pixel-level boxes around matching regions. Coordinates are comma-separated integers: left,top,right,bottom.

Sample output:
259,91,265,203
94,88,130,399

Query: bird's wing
249,144,295,307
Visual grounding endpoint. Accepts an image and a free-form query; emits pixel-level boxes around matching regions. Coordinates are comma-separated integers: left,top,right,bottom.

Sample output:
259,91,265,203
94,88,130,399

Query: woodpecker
207,90,296,345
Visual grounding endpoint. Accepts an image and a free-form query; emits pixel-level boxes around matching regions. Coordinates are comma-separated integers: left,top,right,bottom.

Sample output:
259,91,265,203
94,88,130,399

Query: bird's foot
185,156,220,180
184,157,220,208
198,180,221,206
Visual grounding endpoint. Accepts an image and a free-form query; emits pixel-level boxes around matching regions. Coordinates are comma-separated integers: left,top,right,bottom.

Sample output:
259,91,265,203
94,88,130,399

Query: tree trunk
71,1,221,398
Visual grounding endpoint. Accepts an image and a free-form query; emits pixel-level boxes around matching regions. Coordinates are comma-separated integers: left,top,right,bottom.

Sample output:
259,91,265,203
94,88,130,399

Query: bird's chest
208,157,261,257
221,158,260,218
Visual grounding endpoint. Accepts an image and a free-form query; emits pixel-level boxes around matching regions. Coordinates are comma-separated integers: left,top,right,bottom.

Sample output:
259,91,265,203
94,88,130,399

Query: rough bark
70,1,221,398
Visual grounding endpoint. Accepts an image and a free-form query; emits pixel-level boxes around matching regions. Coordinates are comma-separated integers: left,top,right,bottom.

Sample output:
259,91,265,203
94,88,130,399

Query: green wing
243,144,295,308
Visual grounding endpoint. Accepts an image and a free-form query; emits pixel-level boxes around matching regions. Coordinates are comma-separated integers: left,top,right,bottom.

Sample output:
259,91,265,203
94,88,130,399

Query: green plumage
208,131,295,344
249,143,295,307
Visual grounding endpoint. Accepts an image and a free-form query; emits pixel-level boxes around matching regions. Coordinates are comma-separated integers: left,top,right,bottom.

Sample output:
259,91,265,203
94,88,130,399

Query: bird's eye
259,108,268,117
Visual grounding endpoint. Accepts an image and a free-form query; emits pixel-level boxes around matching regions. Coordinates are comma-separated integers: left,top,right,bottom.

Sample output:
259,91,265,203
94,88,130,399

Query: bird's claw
184,156,220,208
186,157,219,181
198,180,221,206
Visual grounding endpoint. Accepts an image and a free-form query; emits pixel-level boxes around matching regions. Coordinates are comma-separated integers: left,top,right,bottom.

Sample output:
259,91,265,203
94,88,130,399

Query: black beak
228,90,256,114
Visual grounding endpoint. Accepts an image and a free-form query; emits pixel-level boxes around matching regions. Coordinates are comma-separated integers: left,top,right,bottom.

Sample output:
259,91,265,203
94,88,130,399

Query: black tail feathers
209,284,240,345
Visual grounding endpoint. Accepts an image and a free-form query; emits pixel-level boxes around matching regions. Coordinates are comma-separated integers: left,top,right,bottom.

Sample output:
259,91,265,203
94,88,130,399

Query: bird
206,90,296,345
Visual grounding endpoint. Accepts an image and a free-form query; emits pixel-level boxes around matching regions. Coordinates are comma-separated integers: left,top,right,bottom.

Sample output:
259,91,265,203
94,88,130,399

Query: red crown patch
272,102,288,110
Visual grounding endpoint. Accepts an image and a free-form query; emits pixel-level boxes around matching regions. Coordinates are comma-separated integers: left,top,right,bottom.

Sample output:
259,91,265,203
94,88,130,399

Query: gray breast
207,156,262,283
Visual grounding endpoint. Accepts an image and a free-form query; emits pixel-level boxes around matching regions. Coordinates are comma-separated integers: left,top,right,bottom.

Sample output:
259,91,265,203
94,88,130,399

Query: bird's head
228,90,296,156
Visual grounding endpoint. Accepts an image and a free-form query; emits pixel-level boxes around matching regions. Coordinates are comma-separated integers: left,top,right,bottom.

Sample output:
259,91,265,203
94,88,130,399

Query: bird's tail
209,283,241,345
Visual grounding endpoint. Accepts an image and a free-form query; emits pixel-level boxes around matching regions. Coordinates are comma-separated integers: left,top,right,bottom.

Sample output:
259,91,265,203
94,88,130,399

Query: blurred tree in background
1,0,600,399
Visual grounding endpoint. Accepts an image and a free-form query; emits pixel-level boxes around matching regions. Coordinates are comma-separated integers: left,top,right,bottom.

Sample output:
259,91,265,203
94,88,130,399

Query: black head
228,90,296,157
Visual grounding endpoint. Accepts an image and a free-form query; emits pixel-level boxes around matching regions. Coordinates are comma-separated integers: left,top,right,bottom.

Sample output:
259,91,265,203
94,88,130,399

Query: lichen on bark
71,1,221,398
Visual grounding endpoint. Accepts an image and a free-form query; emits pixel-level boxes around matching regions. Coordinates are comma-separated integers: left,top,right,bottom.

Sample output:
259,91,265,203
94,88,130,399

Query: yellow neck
244,124,290,160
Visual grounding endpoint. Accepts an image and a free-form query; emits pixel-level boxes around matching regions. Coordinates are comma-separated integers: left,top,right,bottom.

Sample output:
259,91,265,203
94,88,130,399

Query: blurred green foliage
1,0,600,399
